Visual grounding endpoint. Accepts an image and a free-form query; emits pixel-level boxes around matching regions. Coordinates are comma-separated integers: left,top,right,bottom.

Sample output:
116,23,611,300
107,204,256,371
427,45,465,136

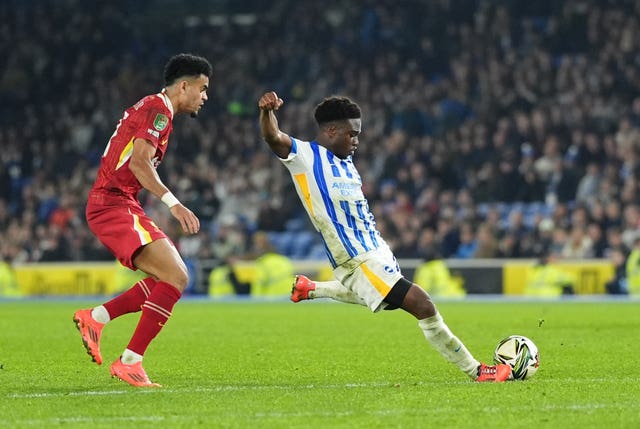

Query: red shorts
86,192,169,270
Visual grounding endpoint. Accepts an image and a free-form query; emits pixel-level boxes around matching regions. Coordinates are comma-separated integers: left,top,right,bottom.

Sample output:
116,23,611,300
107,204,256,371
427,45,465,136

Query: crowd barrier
4,258,615,296
10,261,145,296
198,258,616,296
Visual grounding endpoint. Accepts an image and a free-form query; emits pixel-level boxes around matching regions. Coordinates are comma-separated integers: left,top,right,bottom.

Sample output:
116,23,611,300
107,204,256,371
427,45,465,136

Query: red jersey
91,91,174,200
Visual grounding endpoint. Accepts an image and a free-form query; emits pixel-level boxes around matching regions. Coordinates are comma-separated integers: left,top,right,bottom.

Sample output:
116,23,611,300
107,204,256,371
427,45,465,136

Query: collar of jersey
159,90,174,118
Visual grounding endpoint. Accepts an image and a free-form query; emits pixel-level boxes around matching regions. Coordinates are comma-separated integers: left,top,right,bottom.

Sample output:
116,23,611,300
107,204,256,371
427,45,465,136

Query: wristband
161,191,180,208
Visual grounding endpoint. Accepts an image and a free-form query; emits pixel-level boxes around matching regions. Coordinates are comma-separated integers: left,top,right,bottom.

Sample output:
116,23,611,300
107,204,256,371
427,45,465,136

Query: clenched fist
258,92,284,111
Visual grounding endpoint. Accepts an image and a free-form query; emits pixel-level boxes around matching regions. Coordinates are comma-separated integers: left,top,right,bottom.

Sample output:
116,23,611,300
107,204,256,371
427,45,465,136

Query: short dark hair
314,96,361,125
164,53,212,86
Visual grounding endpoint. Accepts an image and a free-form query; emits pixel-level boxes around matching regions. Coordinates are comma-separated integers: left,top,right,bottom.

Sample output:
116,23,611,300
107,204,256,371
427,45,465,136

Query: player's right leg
401,282,511,382
73,309,106,365
291,275,366,306
103,277,157,318
476,363,512,382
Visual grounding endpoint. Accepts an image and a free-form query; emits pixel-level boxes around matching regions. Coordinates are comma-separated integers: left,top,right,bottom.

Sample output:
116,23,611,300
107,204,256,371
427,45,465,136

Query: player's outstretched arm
129,138,200,234
258,91,292,158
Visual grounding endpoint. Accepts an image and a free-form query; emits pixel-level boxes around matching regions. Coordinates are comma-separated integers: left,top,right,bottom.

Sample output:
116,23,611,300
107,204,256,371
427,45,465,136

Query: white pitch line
6,389,132,398
5,403,634,427
5,381,399,399
3,400,639,429
5,377,639,400
6,416,166,426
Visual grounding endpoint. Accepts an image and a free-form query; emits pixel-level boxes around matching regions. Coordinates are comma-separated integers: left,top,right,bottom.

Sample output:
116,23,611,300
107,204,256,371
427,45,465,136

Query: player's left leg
291,275,366,305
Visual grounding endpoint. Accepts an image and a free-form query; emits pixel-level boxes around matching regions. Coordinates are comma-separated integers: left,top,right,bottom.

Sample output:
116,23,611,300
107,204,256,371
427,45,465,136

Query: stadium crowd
2,0,640,273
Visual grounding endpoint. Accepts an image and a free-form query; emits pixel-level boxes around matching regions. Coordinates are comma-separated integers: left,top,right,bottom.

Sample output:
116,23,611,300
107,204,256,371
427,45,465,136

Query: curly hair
164,53,212,86
314,96,361,125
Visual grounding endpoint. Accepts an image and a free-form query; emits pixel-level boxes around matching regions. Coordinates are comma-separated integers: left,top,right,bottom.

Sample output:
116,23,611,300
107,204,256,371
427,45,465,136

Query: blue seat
267,232,289,255
288,231,316,259
285,218,306,232
307,243,328,260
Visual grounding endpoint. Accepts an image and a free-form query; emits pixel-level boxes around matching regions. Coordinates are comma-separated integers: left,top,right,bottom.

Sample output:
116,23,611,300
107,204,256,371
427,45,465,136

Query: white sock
418,313,480,378
121,348,143,365
312,280,367,306
91,305,110,324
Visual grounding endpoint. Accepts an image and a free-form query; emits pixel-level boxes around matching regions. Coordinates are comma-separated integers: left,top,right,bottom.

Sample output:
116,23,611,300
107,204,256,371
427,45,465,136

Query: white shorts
333,246,404,312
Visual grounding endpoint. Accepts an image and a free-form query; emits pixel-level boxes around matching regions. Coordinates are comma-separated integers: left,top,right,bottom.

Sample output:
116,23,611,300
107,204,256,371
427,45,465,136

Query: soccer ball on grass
493,335,540,380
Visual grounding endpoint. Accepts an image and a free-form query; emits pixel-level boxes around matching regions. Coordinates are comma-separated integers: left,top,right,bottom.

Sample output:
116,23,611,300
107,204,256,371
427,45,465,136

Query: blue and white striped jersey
279,137,385,267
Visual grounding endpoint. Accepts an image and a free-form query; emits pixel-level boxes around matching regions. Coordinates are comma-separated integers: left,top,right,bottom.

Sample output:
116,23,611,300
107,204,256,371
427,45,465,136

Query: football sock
418,313,480,378
103,277,158,320
121,348,143,365
313,280,367,306
126,281,182,356
91,305,110,324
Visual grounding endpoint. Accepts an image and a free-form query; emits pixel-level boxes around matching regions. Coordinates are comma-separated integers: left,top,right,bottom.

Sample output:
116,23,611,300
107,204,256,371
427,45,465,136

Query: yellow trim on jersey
361,263,391,296
115,138,135,170
132,212,152,245
294,173,314,216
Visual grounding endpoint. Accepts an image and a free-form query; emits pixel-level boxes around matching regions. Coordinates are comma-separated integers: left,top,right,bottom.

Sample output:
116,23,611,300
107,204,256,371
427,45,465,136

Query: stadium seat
288,231,316,259
307,243,328,260
267,232,288,255
284,217,306,232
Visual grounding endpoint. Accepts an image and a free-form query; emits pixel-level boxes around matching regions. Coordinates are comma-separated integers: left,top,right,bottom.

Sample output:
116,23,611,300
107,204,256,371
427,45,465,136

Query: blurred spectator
413,257,466,298
454,222,477,259
561,226,594,259
575,163,601,205
0,256,20,297
208,231,294,297
524,254,576,297
209,215,248,261
605,246,628,295
474,223,498,258
626,234,640,296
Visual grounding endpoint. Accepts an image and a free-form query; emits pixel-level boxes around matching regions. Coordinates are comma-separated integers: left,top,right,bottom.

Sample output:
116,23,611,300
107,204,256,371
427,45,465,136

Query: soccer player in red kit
73,53,212,387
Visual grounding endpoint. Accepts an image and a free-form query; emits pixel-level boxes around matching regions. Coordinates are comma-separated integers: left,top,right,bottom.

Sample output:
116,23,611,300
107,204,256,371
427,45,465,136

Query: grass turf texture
1,299,639,428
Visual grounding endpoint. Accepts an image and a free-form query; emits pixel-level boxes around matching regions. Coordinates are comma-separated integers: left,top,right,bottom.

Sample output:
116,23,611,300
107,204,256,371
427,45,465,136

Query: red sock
127,281,182,356
103,278,157,319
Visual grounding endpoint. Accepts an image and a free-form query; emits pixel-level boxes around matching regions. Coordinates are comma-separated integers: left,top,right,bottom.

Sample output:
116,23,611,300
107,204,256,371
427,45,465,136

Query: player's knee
403,284,437,319
158,263,189,291
173,265,190,290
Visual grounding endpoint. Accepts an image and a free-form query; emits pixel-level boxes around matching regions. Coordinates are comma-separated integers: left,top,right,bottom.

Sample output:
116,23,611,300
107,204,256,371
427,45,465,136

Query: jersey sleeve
131,101,171,148
279,137,313,174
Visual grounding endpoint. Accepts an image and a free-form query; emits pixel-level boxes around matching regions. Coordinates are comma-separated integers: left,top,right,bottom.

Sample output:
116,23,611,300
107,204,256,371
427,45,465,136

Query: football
493,335,540,380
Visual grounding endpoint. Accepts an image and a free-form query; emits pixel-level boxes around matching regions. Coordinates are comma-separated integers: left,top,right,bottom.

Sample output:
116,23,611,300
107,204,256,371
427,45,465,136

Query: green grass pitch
1,298,639,428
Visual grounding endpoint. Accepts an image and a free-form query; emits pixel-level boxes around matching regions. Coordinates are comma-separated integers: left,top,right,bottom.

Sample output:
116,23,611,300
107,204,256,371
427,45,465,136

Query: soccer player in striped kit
258,91,511,382
73,54,212,387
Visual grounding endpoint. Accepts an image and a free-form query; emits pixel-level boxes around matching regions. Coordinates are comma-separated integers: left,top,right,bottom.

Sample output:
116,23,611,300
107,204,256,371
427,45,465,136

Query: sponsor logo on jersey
383,265,397,274
153,113,168,131
332,181,360,197
147,128,160,138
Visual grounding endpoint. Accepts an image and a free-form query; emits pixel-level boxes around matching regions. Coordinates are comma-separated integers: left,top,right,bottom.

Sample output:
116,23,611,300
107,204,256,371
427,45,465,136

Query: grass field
1,298,639,428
